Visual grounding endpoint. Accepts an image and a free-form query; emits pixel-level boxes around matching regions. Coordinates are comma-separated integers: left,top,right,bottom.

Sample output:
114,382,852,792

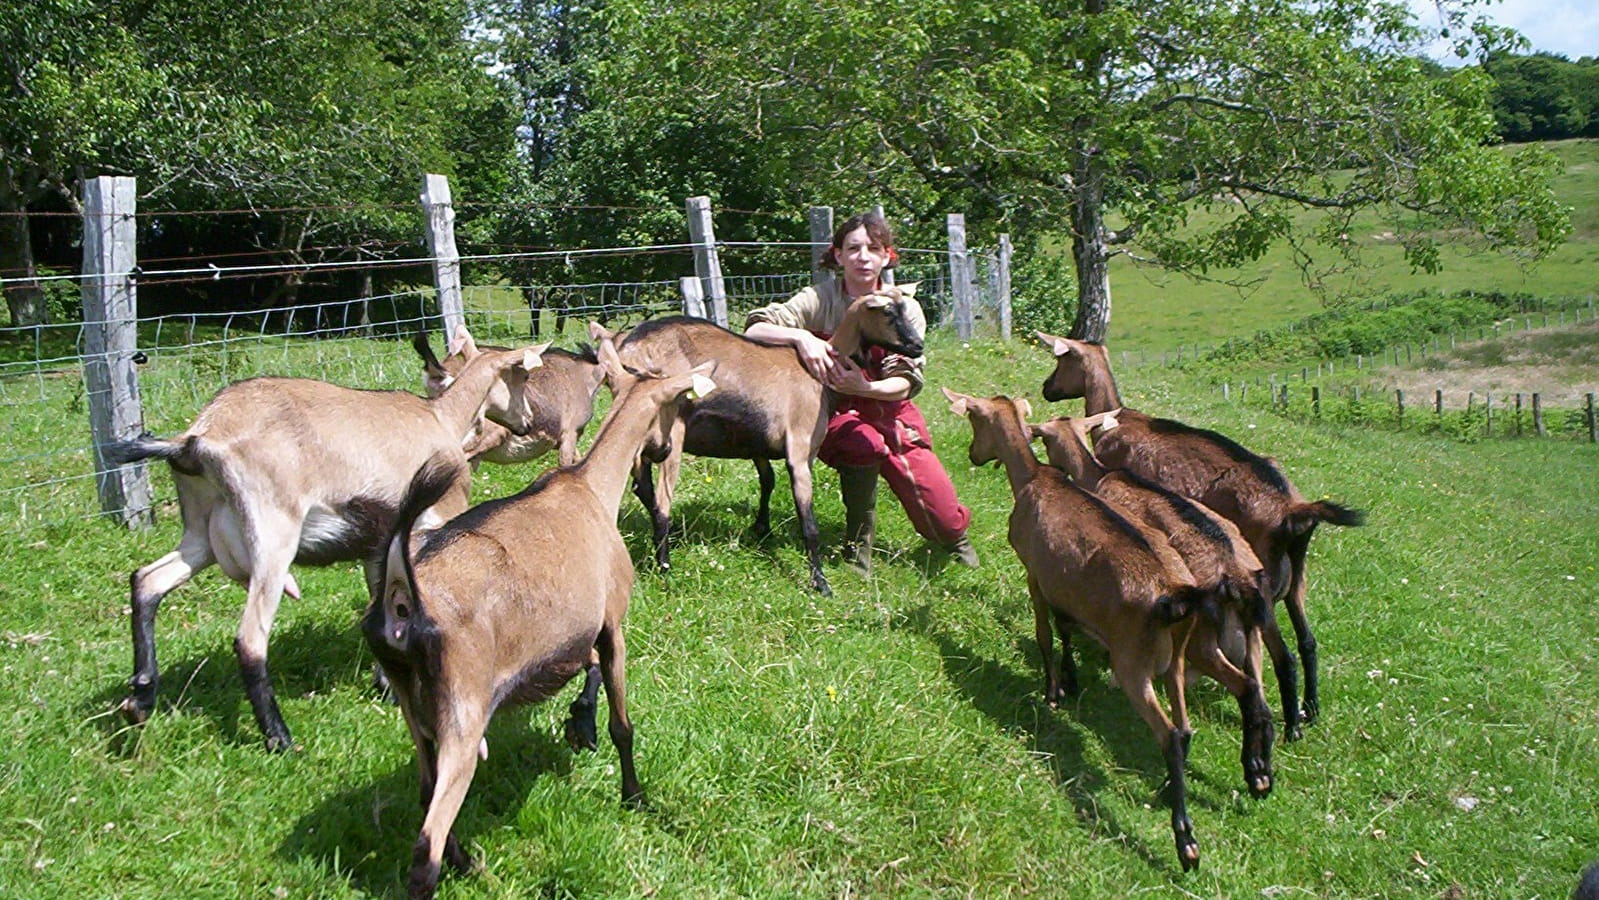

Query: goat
589,293,922,596
105,327,548,752
1037,332,1365,740
413,330,604,467
945,388,1229,872
363,343,715,899
1031,410,1275,796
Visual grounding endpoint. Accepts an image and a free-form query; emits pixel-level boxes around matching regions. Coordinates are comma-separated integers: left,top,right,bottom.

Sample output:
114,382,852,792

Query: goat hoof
1283,722,1304,742
563,716,598,753
1247,771,1273,798
1179,844,1200,872
811,575,833,597
623,789,649,811
262,732,300,754
443,835,475,874
119,696,151,726
1302,701,1320,723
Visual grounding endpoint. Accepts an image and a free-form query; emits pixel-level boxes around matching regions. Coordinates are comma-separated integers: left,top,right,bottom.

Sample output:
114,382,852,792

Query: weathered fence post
685,195,728,328
809,205,835,296
1533,393,1545,436
83,175,153,528
873,204,894,287
1515,393,1523,437
420,174,465,338
1587,393,1596,443
1396,389,1405,425
996,233,1013,341
1435,389,1443,415
1312,385,1320,417
946,213,974,340
1279,384,1289,410
1485,393,1493,436
1223,382,1231,402
680,276,706,319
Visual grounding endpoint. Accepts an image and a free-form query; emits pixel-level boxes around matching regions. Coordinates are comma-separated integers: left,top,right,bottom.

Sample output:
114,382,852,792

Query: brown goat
413,330,604,466
1038,333,1364,739
106,329,547,751
1031,410,1275,796
590,295,922,596
944,388,1223,872
363,345,715,899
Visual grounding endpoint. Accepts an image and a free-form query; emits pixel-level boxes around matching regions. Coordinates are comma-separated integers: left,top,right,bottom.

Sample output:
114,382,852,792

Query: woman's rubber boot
944,533,980,568
838,465,879,576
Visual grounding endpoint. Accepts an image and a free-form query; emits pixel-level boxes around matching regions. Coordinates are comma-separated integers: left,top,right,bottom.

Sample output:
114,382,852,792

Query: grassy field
1,328,1595,899
1106,139,1599,352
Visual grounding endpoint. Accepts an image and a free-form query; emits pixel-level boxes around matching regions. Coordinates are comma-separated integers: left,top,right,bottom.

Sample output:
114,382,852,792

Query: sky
1410,0,1597,61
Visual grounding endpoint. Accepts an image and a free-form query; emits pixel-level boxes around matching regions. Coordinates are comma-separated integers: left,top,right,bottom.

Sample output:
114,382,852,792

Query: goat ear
1099,410,1119,430
520,342,550,370
588,321,614,344
596,335,626,381
687,373,717,399
863,292,893,310
940,386,969,417
1035,331,1071,357
1027,423,1045,440
449,325,478,358
1015,397,1033,419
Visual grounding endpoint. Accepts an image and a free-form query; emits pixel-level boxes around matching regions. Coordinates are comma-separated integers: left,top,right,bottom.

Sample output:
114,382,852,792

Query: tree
595,0,1569,341
1,0,518,323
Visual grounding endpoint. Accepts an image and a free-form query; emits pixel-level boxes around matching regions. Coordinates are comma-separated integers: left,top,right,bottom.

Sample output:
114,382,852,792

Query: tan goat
1031,411,1275,797
363,344,714,899
590,293,922,595
105,327,547,751
944,388,1215,872
414,330,604,466
1037,332,1364,739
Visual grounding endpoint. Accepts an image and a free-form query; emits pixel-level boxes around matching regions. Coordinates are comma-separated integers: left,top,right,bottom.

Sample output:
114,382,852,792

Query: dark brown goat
946,388,1252,871
590,295,922,596
364,344,714,899
414,330,604,466
1038,332,1365,739
1032,410,1275,796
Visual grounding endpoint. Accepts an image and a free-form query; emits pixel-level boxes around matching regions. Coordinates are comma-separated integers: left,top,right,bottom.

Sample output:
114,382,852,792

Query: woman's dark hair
821,212,898,271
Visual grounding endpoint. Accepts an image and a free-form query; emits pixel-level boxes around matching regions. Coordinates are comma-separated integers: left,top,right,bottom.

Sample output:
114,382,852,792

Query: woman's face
834,225,891,293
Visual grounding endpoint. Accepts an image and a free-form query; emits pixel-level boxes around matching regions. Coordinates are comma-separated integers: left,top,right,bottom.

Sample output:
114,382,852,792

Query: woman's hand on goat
795,332,842,382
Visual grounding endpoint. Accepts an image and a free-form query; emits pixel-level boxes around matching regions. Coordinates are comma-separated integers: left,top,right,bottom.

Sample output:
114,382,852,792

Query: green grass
1,331,1595,899
1106,139,1599,352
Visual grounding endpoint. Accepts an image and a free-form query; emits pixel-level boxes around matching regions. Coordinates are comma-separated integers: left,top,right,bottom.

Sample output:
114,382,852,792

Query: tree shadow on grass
277,713,574,899
895,599,1244,876
81,615,380,755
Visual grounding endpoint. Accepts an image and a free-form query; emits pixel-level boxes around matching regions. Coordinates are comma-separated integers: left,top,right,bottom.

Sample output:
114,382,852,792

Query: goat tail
366,453,458,656
1156,585,1212,625
102,433,202,475
1286,498,1365,536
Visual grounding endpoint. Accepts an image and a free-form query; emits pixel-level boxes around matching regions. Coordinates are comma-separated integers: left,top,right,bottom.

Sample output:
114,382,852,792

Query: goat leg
408,719,486,900
562,657,602,752
751,458,775,539
124,541,213,724
597,625,644,807
1164,727,1199,872
786,453,831,596
1284,531,1320,724
1262,617,1303,741
236,560,296,752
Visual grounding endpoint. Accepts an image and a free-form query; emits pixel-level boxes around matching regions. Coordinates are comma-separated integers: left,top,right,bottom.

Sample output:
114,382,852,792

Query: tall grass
0,332,1594,899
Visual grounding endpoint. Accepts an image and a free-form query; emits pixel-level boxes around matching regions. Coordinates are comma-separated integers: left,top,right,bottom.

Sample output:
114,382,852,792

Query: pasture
0,322,1594,898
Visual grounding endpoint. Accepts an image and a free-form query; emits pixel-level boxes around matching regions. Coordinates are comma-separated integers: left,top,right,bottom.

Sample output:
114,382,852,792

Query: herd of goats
104,292,1363,897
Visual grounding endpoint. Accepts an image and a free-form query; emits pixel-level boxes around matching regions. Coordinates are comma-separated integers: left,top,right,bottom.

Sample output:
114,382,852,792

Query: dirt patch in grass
1381,320,1599,408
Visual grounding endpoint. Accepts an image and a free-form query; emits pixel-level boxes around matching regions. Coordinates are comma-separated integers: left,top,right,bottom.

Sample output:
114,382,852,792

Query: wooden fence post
996,233,1013,341
1485,393,1493,436
1515,393,1523,437
1532,393,1545,436
1435,389,1443,415
1312,385,1320,417
873,204,894,287
680,276,706,319
946,213,974,340
83,175,153,528
808,206,835,296
685,195,728,328
420,174,465,338
1587,393,1596,443
1396,389,1405,424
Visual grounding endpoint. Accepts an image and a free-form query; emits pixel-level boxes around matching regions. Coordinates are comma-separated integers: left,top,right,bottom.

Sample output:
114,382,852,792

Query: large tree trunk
1068,160,1110,343
1,195,49,326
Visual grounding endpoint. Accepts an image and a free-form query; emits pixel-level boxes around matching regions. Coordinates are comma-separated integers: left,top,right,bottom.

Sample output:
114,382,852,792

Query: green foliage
1192,289,1562,369
1008,246,1076,337
1486,53,1599,141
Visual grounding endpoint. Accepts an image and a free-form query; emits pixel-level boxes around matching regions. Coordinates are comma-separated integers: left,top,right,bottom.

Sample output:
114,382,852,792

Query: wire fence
0,237,1007,532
